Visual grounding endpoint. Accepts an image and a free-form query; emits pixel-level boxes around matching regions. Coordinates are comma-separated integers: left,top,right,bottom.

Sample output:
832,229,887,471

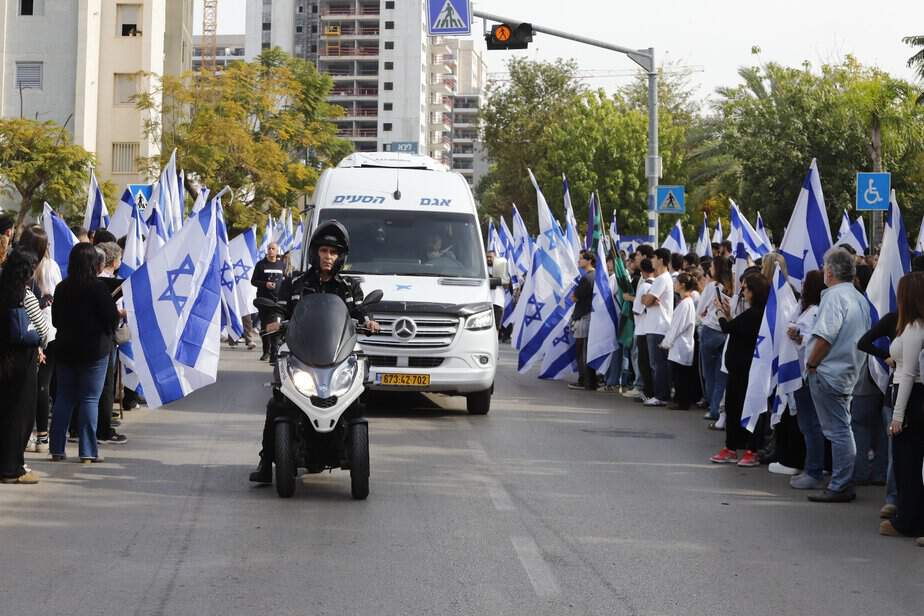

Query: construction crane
201,0,219,72
486,66,704,82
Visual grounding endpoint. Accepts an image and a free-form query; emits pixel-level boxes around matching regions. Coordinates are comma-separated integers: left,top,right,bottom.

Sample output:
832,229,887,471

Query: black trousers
0,347,39,478
670,361,694,409
776,409,806,469
724,367,750,450
96,349,116,440
635,335,653,398
892,384,924,537
36,341,55,433
257,306,280,358
575,337,597,390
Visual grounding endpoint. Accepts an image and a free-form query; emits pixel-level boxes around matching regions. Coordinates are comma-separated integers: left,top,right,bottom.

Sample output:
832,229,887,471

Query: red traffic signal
485,22,532,50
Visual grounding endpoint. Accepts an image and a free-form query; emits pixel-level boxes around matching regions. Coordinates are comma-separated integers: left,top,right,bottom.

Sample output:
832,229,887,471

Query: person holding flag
567,250,598,391
660,273,697,409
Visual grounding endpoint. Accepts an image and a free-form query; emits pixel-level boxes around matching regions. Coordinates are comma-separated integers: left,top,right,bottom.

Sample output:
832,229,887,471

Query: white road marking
511,535,561,597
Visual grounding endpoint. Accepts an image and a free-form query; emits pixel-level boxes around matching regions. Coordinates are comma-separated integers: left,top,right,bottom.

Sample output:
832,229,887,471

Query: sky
196,0,921,104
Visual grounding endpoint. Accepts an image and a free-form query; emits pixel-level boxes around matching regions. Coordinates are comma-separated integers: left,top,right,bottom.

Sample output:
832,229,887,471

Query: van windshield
319,209,486,279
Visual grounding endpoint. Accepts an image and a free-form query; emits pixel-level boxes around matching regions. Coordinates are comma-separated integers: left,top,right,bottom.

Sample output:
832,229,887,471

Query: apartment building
192,34,246,72
0,0,193,187
445,37,487,189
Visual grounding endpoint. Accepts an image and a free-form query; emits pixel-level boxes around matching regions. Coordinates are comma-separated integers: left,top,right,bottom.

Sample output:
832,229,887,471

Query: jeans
631,339,642,390
606,341,631,387
699,327,727,419
796,382,827,480
51,356,110,460
808,372,856,492
646,334,670,402
635,335,652,398
850,391,887,483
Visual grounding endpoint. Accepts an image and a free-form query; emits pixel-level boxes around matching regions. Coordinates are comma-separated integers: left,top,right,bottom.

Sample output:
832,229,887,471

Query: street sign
386,142,419,154
128,183,154,212
427,0,472,36
856,172,890,211
656,185,685,214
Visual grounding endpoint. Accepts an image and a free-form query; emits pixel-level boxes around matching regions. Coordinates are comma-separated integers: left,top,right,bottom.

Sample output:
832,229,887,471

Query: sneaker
102,432,128,445
80,456,105,464
111,419,122,428
703,411,715,420
807,488,856,503
879,503,897,519
67,435,78,443
790,473,826,490
246,342,257,350
643,398,666,407
768,462,800,476
49,453,67,462
710,448,738,464
879,520,901,537
713,413,726,430
621,388,643,399
737,450,760,467
34,434,49,454
259,353,270,361
567,383,584,390
26,433,38,453
0,471,39,484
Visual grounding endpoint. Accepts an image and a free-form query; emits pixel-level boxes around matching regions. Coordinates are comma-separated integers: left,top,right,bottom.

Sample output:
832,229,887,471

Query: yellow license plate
376,373,430,386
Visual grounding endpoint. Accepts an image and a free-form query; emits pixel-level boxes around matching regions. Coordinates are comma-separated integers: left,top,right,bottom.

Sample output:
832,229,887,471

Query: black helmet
308,219,350,275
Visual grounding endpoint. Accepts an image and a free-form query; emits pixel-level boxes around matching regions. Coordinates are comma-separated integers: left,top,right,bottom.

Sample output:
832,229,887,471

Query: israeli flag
661,219,687,254
213,189,245,340
865,190,911,392
695,213,712,257
562,175,582,258
122,199,222,408
741,264,798,431
850,217,869,254
164,150,184,236
537,292,578,380
915,216,924,255
83,170,109,232
729,200,770,260
712,218,723,244
779,159,832,291
609,211,621,254
229,227,259,317
257,216,274,259
510,204,531,279
117,198,146,279
109,188,141,239
145,203,168,261
756,212,773,250
587,240,620,372
42,203,79,276
190,187,210,216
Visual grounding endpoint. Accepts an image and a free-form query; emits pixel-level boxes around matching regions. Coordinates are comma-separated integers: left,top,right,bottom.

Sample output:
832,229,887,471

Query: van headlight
464,309,494,331
330,356,358,397
286,358,317,397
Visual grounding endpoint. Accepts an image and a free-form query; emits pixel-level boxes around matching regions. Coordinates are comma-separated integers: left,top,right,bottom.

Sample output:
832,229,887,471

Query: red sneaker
737,450,760,467
710,448,738,464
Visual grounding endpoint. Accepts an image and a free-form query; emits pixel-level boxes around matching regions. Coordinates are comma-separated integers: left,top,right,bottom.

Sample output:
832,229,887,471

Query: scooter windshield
286,294,357,367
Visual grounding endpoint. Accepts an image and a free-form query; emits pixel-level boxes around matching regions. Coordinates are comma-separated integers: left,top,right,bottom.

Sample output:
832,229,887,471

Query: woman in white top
661,273,698,410
697,256,733,421
880,272,924,541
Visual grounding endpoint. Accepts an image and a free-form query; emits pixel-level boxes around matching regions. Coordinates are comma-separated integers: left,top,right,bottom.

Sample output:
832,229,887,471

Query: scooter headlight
465,309,494,331
330,356,358,397
286,358,317,397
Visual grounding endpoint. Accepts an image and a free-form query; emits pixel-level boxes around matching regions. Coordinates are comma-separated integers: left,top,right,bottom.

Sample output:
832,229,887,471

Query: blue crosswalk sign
856,172,890,212
427,0,471,36
656,185,685,214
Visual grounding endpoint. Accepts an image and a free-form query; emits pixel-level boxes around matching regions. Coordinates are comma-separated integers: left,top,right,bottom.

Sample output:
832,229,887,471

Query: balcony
452,160,474,170
337,127,378,140
428,95,452,113
321,45,380,58
329,86,379,99
453,131,477,142
337,106,378,120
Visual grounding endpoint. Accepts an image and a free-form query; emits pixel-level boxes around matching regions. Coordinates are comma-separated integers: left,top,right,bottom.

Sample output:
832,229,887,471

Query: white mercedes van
304,152,497,414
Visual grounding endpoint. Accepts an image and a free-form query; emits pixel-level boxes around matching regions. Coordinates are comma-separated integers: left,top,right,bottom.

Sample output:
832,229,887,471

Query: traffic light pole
474,11,659,244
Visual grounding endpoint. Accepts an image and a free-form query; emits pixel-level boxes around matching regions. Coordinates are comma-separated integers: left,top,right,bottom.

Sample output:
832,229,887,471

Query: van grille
361,314,459,348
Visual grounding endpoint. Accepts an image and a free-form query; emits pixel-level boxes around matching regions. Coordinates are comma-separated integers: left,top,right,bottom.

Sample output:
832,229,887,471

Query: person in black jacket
249,220,380,483
251,242,286,361
709,272,769,466
569,250,597,391
48,243,119,464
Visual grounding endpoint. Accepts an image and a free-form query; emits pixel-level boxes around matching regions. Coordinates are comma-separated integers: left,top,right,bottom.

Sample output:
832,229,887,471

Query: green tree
0,118,96,229
904,35,924,103
136,48,352,230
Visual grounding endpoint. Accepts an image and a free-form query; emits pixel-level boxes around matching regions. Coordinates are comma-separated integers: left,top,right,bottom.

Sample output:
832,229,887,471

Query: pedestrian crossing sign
427,0,472,36
656,185,685,214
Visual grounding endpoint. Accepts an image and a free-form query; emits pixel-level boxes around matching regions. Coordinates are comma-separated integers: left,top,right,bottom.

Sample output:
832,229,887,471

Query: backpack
8,304,42,347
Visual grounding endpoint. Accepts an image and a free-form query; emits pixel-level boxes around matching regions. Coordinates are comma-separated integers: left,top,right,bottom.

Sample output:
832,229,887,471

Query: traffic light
485,22,533,50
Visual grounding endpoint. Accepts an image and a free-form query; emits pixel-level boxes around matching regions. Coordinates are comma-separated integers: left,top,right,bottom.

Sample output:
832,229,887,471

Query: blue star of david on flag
543,228,558,251
752,334,766,358
233,258,252,283
220,262,235,292
553,329,571,347
524,295,545,326
159,255,196,315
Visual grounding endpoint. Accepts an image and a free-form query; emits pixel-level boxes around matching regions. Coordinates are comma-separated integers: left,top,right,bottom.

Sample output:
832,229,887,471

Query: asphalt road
1,344,922,616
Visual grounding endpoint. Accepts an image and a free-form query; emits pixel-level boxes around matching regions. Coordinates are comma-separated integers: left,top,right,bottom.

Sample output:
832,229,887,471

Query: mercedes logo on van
393,318,417,341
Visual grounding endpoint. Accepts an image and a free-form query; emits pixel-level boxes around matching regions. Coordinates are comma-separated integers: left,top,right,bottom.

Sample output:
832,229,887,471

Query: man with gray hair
803,247,871,503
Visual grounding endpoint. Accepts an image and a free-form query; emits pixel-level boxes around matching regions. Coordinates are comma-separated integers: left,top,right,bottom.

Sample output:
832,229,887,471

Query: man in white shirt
630,258,655,400
641,248,675,406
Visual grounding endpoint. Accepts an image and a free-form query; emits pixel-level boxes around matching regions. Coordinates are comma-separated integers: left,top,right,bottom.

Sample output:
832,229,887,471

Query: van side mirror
489,277,502,290
362,290,384,306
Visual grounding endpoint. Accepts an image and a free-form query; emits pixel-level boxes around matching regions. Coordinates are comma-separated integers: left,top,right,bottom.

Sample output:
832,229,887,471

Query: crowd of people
498,237,924,546
0,217,136,485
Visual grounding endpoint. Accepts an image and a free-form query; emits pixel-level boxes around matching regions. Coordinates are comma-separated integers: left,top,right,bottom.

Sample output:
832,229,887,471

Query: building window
383,123,392,131
114,73,139,105
383,102,393,111
262,22,271,30
19,0,44,16
311,24,318,33
385,21,394,30
14,62,42,89
384,41,394,50
112,143,139,174
384,61,393,70
310,44,317,53
296,25,303,33
311,3,318,13
116,4,141,36
385,0,394,8
298,4,304,12
384,82,393,91
262,42,271,49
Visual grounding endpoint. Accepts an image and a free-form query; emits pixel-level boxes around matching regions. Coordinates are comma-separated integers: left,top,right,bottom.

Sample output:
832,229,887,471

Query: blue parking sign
856,172,890,211
656,185,685,214
427,0,471,36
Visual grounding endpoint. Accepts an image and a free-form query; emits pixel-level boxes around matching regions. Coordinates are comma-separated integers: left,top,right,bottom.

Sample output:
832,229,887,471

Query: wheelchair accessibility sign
856,172,890,212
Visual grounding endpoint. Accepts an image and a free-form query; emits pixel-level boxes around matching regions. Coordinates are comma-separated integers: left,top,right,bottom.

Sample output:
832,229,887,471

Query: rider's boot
249,453,272,484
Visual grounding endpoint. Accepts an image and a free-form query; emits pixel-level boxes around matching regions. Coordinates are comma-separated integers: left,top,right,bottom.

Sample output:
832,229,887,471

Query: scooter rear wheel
274,422,296,498
349,423,370,500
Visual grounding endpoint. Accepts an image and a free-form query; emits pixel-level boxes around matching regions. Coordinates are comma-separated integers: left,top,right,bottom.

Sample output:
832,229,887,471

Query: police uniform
251,256,286,359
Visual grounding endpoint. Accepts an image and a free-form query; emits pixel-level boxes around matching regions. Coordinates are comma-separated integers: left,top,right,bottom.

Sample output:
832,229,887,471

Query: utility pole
474,11,660,244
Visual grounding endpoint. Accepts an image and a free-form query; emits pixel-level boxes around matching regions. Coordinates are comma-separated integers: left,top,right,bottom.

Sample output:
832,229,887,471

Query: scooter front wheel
274,422,296,498
349,422,370,500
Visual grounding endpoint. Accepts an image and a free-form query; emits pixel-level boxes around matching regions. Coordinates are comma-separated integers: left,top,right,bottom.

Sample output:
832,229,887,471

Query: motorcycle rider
249,220,380,484
251,242,286,361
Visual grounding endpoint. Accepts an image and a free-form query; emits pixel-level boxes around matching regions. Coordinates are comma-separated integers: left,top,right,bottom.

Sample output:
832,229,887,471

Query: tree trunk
15,193,32,233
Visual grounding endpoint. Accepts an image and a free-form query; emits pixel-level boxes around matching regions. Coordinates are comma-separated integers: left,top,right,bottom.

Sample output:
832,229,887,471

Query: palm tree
903,35,924,103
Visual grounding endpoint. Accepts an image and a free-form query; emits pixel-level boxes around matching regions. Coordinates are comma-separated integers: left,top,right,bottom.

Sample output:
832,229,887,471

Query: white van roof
314,166,475,214
337,152,448,171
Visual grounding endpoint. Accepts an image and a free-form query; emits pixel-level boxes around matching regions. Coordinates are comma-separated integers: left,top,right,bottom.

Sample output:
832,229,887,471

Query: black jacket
278,267,369,323
572,269,595,321
251,257,286,300
52,278,119,364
